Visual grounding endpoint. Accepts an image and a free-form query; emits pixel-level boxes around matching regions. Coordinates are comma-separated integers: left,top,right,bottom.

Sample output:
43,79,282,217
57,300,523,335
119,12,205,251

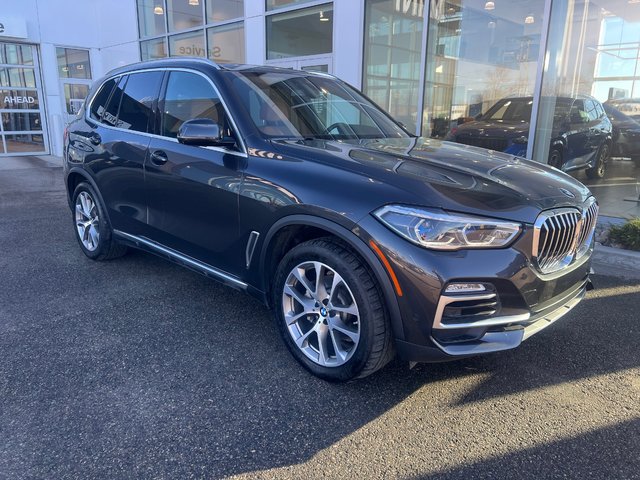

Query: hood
272,137,592,224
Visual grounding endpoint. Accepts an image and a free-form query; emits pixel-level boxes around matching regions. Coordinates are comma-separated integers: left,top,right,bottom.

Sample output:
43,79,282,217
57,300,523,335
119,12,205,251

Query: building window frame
137,0,246,64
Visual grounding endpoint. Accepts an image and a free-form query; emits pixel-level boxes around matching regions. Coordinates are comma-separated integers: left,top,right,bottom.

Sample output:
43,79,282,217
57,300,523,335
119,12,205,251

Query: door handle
150,150,168,165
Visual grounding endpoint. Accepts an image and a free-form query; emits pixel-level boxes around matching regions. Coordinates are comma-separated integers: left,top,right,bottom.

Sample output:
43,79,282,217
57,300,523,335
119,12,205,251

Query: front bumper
356,215,594,362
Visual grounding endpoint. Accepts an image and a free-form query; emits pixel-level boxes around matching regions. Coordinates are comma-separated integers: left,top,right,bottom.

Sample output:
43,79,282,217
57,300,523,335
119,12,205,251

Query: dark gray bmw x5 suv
64,59,597,381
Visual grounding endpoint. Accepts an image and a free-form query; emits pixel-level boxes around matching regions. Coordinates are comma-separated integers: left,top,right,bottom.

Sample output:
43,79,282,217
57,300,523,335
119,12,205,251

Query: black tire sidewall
272,241,380,382
587,143,609,179
71,182,113,260
549,148,562,169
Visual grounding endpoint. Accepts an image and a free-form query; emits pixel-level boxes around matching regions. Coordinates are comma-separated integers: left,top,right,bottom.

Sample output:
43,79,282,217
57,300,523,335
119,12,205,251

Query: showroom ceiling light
484,1,495,10
319,11,329,22
524,14,535,24
189,0,199,5
153,5,164,15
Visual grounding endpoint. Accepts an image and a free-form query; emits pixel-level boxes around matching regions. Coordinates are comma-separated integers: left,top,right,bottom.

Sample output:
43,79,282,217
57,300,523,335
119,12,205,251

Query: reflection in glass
266,4,333,59
137,0,167,37
206,0,243,23
363,0,423,132
63,84,90,115
0,43,34,65
2,112,42,132
421,0,544,141
141,38,168,60
4,133,45,153
266,0,318,11
56,48,92,79
169,30,206,57
207,22,245,63
0,67,36,88
167,0,204,32
532,0,640,219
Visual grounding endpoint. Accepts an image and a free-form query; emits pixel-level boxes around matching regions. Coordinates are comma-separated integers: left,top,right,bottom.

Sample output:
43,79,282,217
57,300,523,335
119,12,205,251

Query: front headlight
373,205,521,250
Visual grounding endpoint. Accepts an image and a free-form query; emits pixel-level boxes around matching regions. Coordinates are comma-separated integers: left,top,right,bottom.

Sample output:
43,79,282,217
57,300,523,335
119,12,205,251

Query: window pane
266,0,316,11
56,48,91,79
532,1,640,219
141,38,168,60
0,67,36,88
207,22,245,64
421,0,544,145
64,84,90,115
89,79,116,122
0,89,39,109
169,30,206,57
206,0,243,23
266,4,333,59
137,0,167,37
162,71,223,137
0,43,34,65
102,76,127,127
363,0,423,132
4,133,45,153
2,112,42,132
117,71,164,132
167,0,204,32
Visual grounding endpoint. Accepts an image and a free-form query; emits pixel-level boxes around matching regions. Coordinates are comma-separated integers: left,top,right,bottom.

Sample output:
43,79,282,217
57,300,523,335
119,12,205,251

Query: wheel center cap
320,307,328,317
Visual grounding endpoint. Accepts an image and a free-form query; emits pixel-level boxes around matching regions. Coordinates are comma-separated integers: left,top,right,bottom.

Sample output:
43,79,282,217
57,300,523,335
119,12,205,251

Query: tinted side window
89,78,116,122
570,100,588,124
117,71,163,133
102,76,126,127
585,99,599,122
594,101,605,119
162,71,225,138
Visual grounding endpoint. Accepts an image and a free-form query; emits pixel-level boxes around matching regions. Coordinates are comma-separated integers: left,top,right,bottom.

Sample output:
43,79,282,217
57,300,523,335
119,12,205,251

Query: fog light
445,283,487,293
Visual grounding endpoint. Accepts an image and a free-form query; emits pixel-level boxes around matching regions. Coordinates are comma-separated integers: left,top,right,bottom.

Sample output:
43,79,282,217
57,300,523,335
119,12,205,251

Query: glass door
0,42,48,155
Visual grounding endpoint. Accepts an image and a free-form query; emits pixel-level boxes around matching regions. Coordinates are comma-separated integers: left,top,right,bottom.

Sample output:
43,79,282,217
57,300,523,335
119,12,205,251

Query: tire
548,147,563,170
586,143,609,179
272,237,394,382
71,182,128,261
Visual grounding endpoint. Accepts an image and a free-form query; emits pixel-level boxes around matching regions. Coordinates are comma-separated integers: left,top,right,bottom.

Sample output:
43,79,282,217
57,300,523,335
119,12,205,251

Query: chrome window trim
84,66,247,157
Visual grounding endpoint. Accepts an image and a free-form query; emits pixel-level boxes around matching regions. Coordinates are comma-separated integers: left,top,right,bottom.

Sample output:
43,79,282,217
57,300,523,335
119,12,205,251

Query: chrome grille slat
532,199,598,274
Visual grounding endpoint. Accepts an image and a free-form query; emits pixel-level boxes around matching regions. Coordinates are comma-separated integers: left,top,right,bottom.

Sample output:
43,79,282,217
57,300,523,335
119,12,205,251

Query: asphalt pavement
0,156,638,479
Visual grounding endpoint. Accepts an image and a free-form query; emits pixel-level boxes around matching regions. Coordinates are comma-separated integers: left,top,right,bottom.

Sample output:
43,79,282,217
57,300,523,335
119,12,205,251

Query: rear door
564,99,590,170
144,70,246,275
86,70,163,234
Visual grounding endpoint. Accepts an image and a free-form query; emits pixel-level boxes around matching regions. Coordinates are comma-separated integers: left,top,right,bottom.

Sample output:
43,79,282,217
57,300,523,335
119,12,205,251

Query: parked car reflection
445,95,613,179
603,102,640,162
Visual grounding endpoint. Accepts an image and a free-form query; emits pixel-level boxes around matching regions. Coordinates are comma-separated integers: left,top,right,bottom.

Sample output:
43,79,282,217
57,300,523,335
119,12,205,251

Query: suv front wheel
273,238,394,381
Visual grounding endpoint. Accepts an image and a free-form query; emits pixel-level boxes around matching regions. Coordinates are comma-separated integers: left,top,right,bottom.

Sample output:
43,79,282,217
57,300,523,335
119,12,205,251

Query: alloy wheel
282,261,361,367
75,191,100,251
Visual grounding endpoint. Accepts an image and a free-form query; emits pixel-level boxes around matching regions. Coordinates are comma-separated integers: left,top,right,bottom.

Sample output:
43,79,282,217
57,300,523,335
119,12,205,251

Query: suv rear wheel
72,182,127,261
273,237,394,381
586,143,609,179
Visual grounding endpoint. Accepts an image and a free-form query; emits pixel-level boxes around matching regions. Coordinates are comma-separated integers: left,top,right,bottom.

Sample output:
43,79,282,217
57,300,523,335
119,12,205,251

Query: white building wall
1,0,140,156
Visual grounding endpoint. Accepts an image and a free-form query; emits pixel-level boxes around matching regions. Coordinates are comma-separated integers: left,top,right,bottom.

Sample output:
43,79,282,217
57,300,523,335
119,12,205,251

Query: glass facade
363,0,640,219
137,0,245,63
266,4,333,60
0,42,47,154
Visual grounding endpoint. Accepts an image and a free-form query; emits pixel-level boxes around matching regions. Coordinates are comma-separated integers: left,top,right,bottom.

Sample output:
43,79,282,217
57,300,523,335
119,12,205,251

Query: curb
592,243,640,280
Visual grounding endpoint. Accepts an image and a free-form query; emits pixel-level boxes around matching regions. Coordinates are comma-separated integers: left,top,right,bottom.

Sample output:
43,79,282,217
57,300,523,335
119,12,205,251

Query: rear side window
89,78,116,122
585,99,599,122
162,71,225,138
117,71,163,133
102,76,126,127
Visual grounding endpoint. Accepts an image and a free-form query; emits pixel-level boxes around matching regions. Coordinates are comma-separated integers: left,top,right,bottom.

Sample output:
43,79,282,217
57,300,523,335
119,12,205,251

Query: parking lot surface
0,157,638,479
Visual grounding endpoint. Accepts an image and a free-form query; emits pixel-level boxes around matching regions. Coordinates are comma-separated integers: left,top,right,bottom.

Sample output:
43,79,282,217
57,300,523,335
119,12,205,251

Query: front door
144,70,245,275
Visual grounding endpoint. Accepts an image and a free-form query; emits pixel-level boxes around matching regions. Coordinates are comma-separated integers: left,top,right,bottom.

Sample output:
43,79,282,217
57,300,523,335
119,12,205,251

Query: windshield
228,71,409,140
482,98,533,123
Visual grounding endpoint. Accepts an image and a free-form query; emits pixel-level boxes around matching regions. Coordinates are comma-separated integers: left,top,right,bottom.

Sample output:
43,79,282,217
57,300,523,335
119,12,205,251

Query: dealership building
1,0,639,217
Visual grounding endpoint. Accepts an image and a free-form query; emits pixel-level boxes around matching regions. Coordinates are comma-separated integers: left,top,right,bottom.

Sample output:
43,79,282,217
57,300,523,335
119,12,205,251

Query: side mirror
177,118,236,148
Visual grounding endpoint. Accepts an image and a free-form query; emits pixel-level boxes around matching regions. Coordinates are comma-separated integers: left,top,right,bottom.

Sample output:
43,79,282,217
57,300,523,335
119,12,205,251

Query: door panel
144,70,244,275
564,99,590,170
87,71,163,234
